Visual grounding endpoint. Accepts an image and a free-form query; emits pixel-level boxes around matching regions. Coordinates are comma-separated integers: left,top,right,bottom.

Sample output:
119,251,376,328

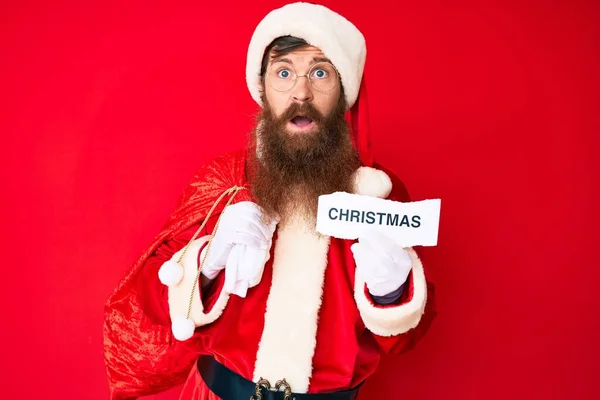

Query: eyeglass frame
264,61,341,93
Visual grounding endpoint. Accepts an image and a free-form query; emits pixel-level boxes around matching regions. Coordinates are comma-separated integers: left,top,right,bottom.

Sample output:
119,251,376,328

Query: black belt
197,355,362,400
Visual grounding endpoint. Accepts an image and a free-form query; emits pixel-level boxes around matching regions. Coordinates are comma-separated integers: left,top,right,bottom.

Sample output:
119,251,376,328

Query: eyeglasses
265,61,339,93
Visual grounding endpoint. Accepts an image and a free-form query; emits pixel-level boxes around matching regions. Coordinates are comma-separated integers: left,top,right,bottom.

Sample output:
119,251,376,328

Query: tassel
171,316,195,341
158,260,184,287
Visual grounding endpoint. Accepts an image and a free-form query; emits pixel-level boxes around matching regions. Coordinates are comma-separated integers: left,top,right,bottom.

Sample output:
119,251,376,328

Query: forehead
269,45,330,66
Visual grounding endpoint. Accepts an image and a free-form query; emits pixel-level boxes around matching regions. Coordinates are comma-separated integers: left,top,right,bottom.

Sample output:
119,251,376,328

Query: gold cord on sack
174,185,247,319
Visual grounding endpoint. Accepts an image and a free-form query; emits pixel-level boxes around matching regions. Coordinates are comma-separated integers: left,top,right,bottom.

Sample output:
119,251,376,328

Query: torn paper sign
316,192,441,247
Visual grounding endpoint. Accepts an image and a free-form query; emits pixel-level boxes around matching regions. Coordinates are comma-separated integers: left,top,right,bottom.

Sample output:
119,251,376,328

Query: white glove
201,201,279,298
350,230,413,297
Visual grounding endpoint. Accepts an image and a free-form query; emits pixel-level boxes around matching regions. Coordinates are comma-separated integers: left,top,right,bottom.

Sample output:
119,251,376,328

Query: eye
312,68,328,79
277,69,292,79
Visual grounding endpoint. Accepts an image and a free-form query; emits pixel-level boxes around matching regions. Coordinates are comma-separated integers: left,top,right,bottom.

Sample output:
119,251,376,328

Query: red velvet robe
103,149,437,399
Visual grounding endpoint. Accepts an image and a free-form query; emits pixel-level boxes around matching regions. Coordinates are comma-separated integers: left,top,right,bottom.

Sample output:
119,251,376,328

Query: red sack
103,150,250,399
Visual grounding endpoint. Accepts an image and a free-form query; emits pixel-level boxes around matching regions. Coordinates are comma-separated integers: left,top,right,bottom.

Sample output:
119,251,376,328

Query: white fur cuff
354,248,427,337
167,236,230,332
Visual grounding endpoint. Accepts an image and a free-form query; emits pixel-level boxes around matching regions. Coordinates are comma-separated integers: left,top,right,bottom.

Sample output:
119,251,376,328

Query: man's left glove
350,230,413,297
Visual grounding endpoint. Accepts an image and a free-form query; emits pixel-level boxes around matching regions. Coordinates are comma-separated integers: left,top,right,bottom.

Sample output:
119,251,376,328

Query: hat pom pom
172,316,195,341
354,167,392,198
158,260,184,287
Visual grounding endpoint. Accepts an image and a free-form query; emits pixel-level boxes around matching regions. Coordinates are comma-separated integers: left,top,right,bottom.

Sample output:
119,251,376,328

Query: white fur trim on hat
353,166,392,198
246,2,366,110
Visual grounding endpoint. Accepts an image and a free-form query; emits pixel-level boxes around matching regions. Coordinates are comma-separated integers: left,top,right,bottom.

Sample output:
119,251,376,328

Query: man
104,3,437,399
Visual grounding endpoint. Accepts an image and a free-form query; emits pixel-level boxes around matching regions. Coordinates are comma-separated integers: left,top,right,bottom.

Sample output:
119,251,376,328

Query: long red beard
248,99,360,226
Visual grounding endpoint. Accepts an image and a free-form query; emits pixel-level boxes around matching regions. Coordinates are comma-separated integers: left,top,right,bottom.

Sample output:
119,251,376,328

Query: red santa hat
246,2,374,167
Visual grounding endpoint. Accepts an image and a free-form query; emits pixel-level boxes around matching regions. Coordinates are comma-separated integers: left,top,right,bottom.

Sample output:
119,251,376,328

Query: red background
1,0,599,399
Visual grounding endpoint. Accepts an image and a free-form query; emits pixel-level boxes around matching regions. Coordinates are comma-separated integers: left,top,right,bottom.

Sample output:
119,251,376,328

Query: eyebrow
271,56,332,66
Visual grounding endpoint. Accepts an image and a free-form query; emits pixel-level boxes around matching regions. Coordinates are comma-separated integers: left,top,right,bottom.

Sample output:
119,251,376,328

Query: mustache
279,102,324,124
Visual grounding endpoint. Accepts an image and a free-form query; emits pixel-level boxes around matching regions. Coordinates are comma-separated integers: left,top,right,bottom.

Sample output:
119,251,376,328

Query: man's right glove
201,201,279,298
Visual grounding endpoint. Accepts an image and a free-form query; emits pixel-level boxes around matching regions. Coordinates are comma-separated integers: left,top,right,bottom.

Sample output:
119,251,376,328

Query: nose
291,75,314,103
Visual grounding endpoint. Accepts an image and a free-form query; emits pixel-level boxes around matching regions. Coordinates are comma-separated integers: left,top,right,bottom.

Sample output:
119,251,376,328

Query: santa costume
103,3,437,399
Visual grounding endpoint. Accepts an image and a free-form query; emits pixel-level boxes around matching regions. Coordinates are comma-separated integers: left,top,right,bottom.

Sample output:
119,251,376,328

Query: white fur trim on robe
167,236,230,327
252,216,330,392
252,166,397,390
354,248,427,337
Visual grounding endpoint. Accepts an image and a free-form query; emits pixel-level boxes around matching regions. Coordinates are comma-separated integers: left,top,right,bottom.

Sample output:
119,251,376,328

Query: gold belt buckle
250,378,271,400
250,377,296,400
275,379,294,400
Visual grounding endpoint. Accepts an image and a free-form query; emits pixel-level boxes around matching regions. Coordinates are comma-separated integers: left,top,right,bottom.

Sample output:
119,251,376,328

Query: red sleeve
135,213,221,326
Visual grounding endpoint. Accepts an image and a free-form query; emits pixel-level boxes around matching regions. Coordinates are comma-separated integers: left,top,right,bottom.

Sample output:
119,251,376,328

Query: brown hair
260,36,309,80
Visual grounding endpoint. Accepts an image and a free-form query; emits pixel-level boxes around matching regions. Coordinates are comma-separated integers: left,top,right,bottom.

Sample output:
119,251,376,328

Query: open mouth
290,115,314,128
